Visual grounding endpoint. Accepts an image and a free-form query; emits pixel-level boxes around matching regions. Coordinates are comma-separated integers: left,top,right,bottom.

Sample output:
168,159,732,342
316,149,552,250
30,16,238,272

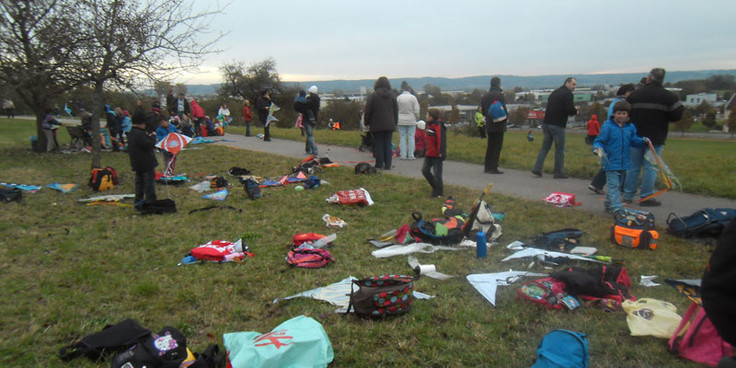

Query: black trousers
422,156,444,196
484,131,504,172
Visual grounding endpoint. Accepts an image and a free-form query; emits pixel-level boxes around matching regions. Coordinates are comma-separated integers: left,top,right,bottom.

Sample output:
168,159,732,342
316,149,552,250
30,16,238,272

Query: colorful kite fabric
190,137,215,144
0,183,41,192
189,180,212,193
641,141,682,201
665,278,702,305
155,132,192,156
501,247,605,264
78,194,135,202
45,183,78,193
203,188,228,201
265,102,280,127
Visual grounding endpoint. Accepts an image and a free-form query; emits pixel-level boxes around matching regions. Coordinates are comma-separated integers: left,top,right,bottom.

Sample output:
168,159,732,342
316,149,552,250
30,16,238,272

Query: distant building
684,93,717,107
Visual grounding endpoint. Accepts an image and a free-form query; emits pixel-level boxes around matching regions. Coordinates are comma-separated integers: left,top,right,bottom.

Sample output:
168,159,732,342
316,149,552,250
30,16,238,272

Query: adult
622,68,684,207
397,81,420,160
166,88,176,116
305,85,320,156
242,99,253,137
255,89,272,141
480,77,507,174
589,84,635,194
42,108,62,151
190,98,205,137
364,76,398,170
175,93,190,118
532,77,578,178
2,98,15,119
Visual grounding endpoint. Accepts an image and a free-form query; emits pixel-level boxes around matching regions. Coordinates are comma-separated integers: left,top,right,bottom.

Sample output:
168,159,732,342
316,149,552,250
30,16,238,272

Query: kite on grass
155,132,192,177
665,278,701,305
467,271,547,306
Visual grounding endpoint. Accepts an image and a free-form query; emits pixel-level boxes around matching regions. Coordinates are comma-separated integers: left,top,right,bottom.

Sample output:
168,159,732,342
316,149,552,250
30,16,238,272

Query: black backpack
59,319,151,362
354,162,376,174
667,208,736,238
139,199,177,215
244,179,261,199
0,187,22,203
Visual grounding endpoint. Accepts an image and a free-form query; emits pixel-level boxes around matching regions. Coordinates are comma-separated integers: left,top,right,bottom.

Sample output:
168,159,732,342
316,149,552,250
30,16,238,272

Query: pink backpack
668,302,734,367
286,248,333,268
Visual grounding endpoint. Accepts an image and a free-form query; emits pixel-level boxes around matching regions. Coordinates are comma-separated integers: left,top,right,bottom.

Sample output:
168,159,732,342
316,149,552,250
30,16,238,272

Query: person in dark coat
256,89,272,141
480,77,507,174
364,76,398,170
128,110,158,210
532,77,578,178
622,68,684,207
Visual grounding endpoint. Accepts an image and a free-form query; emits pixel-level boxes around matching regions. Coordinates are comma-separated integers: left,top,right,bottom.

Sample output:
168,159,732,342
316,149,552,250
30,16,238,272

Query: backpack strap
669,302,699,352
58,342,87,361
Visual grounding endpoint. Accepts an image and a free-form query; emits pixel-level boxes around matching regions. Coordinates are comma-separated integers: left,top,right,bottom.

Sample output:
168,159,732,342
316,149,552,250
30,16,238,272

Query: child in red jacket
421,108,447,198
414,120,427,158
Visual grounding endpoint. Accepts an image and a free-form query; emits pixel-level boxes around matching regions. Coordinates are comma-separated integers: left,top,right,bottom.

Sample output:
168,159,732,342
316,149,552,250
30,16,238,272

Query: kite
641,141,682,202
78,194,135,202
501,247,605,264
371,242,463,258
0,183,41,193
665,278,701,305
202,188,228,201
155,132,192,177
265,102,280,127
466,271,547,307
45,183,77,193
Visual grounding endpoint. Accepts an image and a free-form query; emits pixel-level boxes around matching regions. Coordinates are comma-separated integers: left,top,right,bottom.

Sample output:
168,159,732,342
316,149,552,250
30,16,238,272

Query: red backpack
518,277,581,310
286,248,333,268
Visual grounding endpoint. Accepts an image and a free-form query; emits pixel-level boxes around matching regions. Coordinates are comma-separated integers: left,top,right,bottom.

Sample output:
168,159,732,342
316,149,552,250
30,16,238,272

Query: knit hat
308,85,318,94
416,120,426,130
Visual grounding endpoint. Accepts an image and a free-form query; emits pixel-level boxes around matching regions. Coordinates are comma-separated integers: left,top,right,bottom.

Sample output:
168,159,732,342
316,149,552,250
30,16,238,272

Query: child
474,106,486,139
155,115,179,169
592,101,648,215
128,110,158,210
242,100,253,137
414,120,427,158
421,108,447,198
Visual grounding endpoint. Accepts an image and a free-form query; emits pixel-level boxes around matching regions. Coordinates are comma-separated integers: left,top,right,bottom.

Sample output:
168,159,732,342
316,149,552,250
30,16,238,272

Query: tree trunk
89,82,105,169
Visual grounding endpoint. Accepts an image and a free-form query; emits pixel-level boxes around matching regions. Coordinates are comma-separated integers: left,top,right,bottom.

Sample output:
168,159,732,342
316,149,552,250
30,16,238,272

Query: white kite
466,271,547,306
265,102,280,127
501,247,605,264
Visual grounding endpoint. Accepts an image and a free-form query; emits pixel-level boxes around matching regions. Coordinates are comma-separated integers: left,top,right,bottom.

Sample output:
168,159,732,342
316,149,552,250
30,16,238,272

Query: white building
685,93,717,107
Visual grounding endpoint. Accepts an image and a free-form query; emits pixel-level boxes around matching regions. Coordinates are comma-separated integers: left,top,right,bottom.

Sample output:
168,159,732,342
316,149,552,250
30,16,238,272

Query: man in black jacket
622,68,684,206
532,77,577,178
480,77,507,174
128,110,158,210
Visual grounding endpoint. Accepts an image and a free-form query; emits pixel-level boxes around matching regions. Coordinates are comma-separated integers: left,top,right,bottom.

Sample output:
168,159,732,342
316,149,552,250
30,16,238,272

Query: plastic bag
623,298,682,338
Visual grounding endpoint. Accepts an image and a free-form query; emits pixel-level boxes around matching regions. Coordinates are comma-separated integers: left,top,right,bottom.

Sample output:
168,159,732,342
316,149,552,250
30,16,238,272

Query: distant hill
186,70,736,96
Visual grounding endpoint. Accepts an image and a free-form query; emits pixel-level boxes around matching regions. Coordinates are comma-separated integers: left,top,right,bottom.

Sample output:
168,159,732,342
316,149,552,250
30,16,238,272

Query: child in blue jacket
593,101,649,215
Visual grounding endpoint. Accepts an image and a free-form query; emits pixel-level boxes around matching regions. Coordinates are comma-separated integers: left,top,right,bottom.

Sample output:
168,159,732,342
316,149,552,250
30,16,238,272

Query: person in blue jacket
592,101,649,215
155,115,179,169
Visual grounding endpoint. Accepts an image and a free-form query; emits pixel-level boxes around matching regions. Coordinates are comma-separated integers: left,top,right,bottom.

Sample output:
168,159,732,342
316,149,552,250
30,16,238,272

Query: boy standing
128,111,158,210
421,108,447,198
592,101,648,215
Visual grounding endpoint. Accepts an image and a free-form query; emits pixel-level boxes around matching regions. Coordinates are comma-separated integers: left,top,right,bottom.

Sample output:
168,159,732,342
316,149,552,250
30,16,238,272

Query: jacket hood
374,87,393,98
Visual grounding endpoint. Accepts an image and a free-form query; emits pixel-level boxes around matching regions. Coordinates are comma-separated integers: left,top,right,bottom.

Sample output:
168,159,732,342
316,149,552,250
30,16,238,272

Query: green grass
0,118,718,367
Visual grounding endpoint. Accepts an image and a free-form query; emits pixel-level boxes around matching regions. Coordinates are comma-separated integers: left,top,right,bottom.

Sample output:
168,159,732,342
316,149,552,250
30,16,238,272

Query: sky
178,0,736,85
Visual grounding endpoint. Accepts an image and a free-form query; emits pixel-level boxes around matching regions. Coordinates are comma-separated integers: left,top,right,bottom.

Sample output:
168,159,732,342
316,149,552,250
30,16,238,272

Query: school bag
409,211,466,245
88,166,117,191
666,208,736,238
0,187,22,203
286,248,333,268
347,275,414,317
668,302,734,367
58,318,151,362
611,208,658,250
110,326,189,368
354,162,376,174
532,329,589,368
244,178,262,199
487,100,508,123
139,198,177,215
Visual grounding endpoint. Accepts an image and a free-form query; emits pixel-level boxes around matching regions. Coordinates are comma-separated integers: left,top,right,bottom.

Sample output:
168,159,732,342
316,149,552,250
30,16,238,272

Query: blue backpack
532,329,589,368
487,100,507,123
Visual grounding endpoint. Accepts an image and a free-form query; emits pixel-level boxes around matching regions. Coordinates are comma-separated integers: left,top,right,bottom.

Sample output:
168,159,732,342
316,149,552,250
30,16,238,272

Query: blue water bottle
476,231,487,258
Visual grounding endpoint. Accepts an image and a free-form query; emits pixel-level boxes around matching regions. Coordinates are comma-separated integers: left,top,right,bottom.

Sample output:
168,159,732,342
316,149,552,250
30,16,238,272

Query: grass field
0,118,721,367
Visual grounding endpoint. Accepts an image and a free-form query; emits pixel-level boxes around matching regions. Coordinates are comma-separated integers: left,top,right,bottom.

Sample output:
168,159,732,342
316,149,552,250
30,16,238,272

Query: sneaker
622,199,633,205
553,173,569,179
639,198,662,207
588,185,603,195
531,170,542,177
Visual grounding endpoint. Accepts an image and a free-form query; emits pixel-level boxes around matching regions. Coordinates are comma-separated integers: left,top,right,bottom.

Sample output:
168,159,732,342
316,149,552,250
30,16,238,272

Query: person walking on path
304,85,320,156
480,77,508,174
364,76,398,170
622,68,684,207
422,108,447,198
532,77,578,178
397,81,420,160
256,89,272,141
592,101,648,215
242,100,253,137
589,84,636,194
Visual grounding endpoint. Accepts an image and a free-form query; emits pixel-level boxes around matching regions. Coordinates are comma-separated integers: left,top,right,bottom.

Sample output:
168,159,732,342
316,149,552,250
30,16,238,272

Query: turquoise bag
224,315,334,368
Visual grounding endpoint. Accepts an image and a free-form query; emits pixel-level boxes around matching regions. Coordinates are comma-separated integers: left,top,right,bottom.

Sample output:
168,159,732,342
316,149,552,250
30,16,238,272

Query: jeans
372,131,393,169
304,123,318,155
398,125,416,158
245,121,251,136
134,168,157,206
533,124,566,174
422,156,444,196
624,144,662,200
604,170,625,213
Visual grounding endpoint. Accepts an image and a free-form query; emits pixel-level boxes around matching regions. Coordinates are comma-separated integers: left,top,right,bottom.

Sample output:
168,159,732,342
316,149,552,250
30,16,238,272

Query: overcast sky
180,0,736,84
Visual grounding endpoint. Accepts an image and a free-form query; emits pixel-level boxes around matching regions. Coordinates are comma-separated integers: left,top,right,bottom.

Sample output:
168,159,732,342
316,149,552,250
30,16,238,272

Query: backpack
286,248,333,268
487,100,507,123
668,302,734,367
59,319,151,362
347,275,414,317
409,211,466,245
110,326,189,368
244,178,261,199
139,199,177,215
210,176,228,189
89,167,117,191
550,266,634,303
611,208,658,250
532,329,589,368
518,277,581,310
354,162,376,174
0,187,22,203
666,208,736,238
